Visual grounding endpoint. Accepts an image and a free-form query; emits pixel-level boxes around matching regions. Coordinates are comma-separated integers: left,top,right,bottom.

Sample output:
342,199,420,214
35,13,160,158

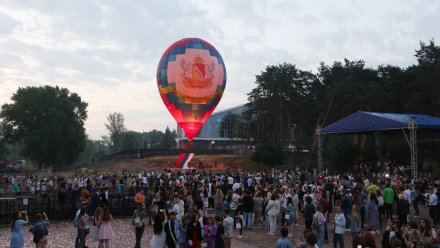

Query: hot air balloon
157,38,227,142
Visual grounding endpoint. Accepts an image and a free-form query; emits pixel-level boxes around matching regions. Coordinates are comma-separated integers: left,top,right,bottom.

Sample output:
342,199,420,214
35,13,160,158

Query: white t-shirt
429,193,438,206
363,178,370,187
232,182,241,192
403,189,411,202
247,178,253,187
255,176,262,184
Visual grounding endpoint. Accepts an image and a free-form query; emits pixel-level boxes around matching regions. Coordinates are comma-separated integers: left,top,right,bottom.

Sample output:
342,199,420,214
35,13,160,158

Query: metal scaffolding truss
403,117,418,179
316,126,323,174
317,117,419,179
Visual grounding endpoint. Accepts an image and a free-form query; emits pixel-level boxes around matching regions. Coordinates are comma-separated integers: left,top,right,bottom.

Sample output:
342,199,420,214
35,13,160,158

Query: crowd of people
4,160,440,248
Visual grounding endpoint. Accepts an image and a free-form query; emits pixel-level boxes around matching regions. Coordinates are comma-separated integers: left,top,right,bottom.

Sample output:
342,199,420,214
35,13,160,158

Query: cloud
0,11,20,34
0,0,439,139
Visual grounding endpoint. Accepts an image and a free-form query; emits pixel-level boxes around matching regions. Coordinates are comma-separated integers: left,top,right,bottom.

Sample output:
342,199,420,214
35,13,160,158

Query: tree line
0,89,176,169
245,39,440,168
1,39,438,169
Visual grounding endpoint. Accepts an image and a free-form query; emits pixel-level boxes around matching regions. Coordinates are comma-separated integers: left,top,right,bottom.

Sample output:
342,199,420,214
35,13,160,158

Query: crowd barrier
0,186,180,226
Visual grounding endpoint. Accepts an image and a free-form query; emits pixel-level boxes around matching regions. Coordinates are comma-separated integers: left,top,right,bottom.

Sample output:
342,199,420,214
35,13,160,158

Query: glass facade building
177,104,247,142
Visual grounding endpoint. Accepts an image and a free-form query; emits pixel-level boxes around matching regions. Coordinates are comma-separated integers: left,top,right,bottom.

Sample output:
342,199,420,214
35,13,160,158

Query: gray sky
0,0,439,139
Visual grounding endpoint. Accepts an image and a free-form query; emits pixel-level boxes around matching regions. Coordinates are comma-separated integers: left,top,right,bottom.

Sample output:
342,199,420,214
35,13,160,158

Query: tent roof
321,111,440,134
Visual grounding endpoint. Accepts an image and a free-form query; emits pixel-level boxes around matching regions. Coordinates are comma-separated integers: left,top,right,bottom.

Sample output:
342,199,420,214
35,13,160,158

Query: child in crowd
276,227,293,248
297,228,310,248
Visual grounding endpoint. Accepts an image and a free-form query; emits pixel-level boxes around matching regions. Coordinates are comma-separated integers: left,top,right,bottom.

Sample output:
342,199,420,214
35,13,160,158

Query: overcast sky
0,0,439,140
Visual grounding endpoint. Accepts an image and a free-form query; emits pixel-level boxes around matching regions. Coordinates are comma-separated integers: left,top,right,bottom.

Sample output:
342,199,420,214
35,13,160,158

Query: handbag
266,202,275,213
134,216,143,228
33,235,41,244
92,228,99,242
235,222,241,229
285,214,290,220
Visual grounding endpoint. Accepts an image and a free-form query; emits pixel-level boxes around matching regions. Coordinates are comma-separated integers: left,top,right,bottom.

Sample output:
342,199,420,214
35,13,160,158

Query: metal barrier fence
0,186,176,226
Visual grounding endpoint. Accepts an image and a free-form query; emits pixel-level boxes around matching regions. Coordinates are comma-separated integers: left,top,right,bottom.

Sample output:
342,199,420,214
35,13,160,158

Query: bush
251,142,286,166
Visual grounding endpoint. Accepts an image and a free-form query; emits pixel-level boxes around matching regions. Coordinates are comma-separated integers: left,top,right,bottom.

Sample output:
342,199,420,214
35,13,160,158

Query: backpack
312,214,319,230
73,214,81,228
31,222,48,243
133,211,143,228
341,196,349,209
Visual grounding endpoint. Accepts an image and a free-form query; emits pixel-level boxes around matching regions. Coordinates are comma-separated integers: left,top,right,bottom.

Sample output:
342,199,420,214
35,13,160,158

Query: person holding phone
30,212,50,248
203,217,217,248
10,210,29,248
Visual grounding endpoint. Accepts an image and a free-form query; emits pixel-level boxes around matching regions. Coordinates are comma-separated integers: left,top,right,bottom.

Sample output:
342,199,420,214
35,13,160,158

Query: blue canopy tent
317,111,440,178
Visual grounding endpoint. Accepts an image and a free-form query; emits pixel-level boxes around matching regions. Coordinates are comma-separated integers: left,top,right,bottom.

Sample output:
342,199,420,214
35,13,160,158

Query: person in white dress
150,213,168,248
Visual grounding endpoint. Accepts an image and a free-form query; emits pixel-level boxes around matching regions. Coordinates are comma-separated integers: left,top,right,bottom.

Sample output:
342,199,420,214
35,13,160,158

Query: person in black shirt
71,186,78,219
57,188,67,220
235,198,244,238
164,210,179,248
215,216,225,248
242,191,254,230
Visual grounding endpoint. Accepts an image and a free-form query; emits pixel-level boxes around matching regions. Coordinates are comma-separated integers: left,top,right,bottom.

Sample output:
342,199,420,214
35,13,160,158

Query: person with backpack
313,205,326,248
30,212,50,248
132,205,146,248
75,205,90,248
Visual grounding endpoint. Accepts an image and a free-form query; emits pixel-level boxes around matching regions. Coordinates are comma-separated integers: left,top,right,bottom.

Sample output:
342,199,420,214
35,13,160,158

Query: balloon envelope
157,38,227,140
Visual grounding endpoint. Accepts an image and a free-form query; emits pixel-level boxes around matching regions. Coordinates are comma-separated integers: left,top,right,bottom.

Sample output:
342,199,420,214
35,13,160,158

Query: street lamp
143,123,150,149
291,123,296,151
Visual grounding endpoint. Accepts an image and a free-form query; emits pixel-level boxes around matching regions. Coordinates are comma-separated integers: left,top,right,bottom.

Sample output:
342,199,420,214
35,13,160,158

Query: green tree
75,137,95,162
317,59,379,124
120,131,141,150
245,39,440,170
151,130,165,148
247,63,320,147
415,39,440,66
103,112,126,152
0,86,88,168
0,123,14,159
160,126,176,149
251,142,286,166
405,39,440,115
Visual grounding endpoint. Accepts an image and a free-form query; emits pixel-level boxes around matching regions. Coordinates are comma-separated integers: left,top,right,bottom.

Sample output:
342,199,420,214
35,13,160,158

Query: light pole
291,123,296,151
143,123,150,149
